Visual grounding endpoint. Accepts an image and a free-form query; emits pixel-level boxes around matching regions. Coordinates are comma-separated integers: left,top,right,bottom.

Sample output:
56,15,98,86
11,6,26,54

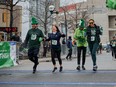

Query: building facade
0,4,22,38
85,0,116,43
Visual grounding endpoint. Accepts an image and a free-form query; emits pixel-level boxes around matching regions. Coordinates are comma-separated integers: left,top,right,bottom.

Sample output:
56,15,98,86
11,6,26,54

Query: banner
0,41,17,68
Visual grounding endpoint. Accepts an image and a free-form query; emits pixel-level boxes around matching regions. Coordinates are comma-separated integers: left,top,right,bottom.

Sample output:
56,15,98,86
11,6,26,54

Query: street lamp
49,5,59,15
49,5,55,14
49,5,59,33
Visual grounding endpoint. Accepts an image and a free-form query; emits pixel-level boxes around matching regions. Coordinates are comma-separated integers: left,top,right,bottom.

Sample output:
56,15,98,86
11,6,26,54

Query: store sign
0,27,17,33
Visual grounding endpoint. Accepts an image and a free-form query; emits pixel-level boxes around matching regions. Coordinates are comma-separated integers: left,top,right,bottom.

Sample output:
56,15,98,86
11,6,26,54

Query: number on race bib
91,36,95,41
31,34,37,40
52,40,57,45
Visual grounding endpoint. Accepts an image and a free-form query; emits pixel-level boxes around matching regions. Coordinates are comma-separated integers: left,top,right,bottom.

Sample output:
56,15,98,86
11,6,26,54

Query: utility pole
60,7,68,41
64,11,67,41
36,0,39,17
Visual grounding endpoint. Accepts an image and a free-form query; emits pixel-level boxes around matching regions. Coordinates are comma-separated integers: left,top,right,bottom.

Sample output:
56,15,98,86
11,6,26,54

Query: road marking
0,82,116,86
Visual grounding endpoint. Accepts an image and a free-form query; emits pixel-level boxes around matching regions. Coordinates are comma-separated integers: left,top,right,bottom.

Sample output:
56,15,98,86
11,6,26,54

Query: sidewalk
1,51,116,71
17,51,116,70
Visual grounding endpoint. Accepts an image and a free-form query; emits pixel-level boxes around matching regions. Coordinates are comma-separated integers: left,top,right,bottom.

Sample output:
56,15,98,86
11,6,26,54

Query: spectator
11,32,21,42
43,36,48,57
66,36,73,60
110,36,116,59
62,38,66,55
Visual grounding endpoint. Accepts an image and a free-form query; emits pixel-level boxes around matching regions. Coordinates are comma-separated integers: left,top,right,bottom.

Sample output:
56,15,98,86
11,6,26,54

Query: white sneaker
93,65,98,71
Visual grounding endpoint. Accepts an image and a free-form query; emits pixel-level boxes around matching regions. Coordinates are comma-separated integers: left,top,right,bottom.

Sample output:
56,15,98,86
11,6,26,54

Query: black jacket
86,24,102,43
47,32,65,49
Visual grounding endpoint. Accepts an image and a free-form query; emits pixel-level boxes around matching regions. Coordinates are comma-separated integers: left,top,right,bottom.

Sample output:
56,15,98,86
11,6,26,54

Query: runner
46,25,65,72
86,19,102,71
74,19,87,70
24,17,44,73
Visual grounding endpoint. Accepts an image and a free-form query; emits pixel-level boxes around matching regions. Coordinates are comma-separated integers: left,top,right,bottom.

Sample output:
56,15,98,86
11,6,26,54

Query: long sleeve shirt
74,28,88,47
47,32,65,50
24,28,44,48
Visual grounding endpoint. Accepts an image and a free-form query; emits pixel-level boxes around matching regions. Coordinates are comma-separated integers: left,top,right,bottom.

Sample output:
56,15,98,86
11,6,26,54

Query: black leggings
112,47,116,58
51,48,62,65
28,47,39,65
77,46,87,66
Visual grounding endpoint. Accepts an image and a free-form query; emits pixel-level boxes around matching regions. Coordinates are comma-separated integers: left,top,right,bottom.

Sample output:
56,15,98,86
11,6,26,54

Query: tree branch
13,0,21,6
47,14,52,19
0,7,10,11
33,15,45,24
13,8,22,12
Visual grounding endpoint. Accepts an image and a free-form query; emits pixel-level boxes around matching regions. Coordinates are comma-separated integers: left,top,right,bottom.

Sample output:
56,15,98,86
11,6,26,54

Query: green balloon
39,37,43,42
106,0,116,9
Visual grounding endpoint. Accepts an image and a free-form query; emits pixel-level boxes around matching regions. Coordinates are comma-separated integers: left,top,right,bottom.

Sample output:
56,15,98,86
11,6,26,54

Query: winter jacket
67,39,73,48
74,28,88,47
86,24,102,43
47,32,65,50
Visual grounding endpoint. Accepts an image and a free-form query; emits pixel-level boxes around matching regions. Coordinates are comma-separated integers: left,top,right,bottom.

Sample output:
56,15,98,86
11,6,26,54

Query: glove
39,37,43,42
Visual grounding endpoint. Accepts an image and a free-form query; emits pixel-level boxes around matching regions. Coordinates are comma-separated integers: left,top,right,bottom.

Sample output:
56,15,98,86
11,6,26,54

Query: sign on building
0,27,18,33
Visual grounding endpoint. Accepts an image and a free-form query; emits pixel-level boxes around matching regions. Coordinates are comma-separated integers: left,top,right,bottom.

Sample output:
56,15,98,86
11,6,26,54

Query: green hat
106,0,116,9
31,16,38,25
79,19,85,28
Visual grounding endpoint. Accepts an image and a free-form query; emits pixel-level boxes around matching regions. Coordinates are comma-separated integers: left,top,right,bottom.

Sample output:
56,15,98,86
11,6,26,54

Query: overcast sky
60,0,87,6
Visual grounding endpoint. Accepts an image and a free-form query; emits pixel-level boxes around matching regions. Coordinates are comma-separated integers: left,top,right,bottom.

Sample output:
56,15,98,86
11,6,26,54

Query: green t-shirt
25,28,44,48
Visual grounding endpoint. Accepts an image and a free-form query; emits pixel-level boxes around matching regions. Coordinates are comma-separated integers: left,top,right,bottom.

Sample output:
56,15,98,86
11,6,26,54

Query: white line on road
0,82,116,86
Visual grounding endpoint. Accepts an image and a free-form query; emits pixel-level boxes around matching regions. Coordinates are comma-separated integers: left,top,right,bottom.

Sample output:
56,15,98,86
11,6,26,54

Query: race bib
31,34,37,40
52,40,57,45
91,36,95,41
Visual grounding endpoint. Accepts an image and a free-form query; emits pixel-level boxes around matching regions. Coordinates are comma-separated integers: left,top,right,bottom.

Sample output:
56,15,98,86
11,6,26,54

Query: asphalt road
0,52,116,87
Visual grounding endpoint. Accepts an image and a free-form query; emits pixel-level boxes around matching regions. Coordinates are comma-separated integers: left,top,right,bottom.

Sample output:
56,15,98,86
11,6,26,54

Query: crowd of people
23,17,116,74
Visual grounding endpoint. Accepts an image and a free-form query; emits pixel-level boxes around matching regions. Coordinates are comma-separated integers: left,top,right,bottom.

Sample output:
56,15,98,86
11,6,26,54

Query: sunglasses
89,22,94,24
